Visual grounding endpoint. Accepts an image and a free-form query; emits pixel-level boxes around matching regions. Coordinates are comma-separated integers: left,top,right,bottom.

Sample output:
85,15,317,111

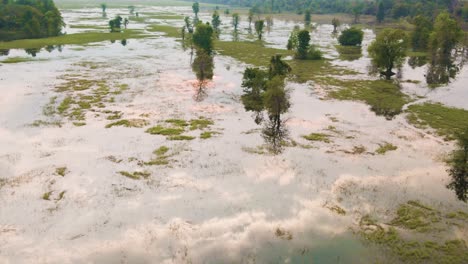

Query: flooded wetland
1,0,468,263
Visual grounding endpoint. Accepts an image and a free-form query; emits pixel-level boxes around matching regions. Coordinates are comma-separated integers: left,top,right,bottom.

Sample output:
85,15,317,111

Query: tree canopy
368,28,407,79
0,0,64,41
338,27,364,46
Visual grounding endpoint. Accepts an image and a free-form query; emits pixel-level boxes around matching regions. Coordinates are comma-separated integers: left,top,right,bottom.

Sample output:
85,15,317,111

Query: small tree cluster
338,27,364,46
287,29,322,60
447,128,468,202
109,16,123,32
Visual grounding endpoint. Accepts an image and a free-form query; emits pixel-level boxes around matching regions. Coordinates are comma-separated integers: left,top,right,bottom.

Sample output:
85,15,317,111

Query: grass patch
29,120,62,127
406,102,468,140
105,119,148,128
169,135,195,141
55,167,67,177
303,133,332,143
0,30,148,49
190,118,214,130
42,96,57,116
57,96,73,114
42,191,52,200
146,25,181,38
375,142,397,155
0,57,48,63
335,45,362,61
153,146,169,156
328,79,410,119
118,171,150,180
200,131,215,139
145,125,184,135
390,200,440,232
165,119,189,127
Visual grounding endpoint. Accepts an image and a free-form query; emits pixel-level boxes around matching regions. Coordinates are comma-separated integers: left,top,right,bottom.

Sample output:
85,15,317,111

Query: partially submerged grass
302,133,332,143
0,30,148,49
55,167,67,177
153,146,169,156
146,125,184,135
105,119,148,128
42,191,52,200
146,25,181,38
118,171,151,180
327,79,410,119
190,118,214,130
165,119,188,127
0,57,48,64
358,201,468,263
200,131,217,139
406,102,468,140
375,142,397,155
169,135,195,140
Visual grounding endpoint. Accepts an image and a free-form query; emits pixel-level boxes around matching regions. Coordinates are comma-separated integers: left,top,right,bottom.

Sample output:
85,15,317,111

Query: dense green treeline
202,0,468,21
0,0,64,41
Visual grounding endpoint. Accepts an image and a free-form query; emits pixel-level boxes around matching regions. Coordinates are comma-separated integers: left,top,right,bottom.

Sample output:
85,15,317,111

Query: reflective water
1,5,467,263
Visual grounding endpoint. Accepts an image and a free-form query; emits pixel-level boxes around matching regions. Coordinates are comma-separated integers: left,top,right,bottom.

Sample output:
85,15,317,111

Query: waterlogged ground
1,4,468,264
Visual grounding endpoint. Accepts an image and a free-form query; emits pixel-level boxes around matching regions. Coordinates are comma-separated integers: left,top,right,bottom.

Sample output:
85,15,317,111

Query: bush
338,27,364,46
307,45,323,60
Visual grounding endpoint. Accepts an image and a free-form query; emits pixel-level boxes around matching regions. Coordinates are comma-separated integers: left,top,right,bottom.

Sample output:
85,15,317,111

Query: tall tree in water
255,20,264,40
211,10,221,35
304,10,311,26
331,18,340,33
232,13,240,31
192,2,199,18
376,1,385,23
426,11,463,85
368,28,407,80
447,128,468,202
411,15,433,51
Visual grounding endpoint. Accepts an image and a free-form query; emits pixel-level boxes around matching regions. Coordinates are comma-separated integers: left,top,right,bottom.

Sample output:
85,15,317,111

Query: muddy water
0,5,467,264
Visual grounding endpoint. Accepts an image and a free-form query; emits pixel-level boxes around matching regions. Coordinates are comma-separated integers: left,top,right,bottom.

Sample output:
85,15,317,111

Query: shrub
338,27,364,46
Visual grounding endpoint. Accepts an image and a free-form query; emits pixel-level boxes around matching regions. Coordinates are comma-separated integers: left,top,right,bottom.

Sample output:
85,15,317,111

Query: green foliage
193,22,214,54
55,167,67,177
153,146,169,156
145,126,184,136
211,10,221,33
376,1,385,23
100,3,106,13
446,128,468,202
375,142,397,154
302,133,331,143
268,54,291,78
328,79,409,119
338,27,364,46
232,13,240,31
411,15,432,51
254,20,264,40
304,10,311,25
192,1,199,17
331,17,340,33
119,171,150,180
368,28,407,80
192,50,214,81
241,67,268,112
109,15,123,32
0,0,64,41
406,103,468,140
262,76,290,120
296,29,310,59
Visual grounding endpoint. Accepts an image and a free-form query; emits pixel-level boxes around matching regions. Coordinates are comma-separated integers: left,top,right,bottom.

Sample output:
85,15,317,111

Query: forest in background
0,0,64,41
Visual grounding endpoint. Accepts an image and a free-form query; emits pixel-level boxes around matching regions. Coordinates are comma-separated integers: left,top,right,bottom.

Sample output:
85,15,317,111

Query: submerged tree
368,28,407,80
411,15,433,51
128,5,135,14
304,10,311,26
109,16,123,32
248,9,254,28
100,3,107,14
232,13,240,31
193,22,214,54
331,17,340,33
338,27,364,46
376,1,385,23
212,11,221,35
426,11,463,85
254,20,265,40
447,128,468,202
191,22,215,100
192,2,199,18
296,30,311,59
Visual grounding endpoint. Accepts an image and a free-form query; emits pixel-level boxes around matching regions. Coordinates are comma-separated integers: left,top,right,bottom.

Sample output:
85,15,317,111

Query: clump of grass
57,191,66,201
145,125,184,135
153,146,169,156
57,96,73,114
73,122,86,126
328,79,410,120
105,119,148,128
406,102,468,140
200,131,215,139
55,167,67,177
42,191,53,200
303,133,332,143
30,120,62,127
190,118,214,130
389,201,439,232
165,119,188,127
42,96,57,116
169,135,195,141
375,142,397,155
118,171,151,180
146,25,181,38
106,111,123,120
1,57,48,63
446,211,468,220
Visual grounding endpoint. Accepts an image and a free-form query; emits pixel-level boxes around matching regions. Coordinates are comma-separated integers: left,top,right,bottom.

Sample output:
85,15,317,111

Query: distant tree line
0,0,64,41
200,0,468,21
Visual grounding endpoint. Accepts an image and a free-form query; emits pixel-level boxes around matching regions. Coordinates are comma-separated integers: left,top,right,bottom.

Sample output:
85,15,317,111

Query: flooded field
1,3,468,263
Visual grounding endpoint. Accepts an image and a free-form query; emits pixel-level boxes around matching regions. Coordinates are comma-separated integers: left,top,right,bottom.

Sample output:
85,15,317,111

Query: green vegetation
358,201,468,263
119,171,151,180
0,56,47,63
327,79,409,119
200,131,215,139
153,146,169,156
375,142,398,154
406,103,468,140
190,118,214,130
146,125,184,135
105,119,148,128
338,27,364,46
146,25,180,38
302,133,331,143
42,191,52,200
446,128,468,202
55,167,67,177
0,30,146,50
0,0,64,41
335,45,362,61
169,135,196,140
